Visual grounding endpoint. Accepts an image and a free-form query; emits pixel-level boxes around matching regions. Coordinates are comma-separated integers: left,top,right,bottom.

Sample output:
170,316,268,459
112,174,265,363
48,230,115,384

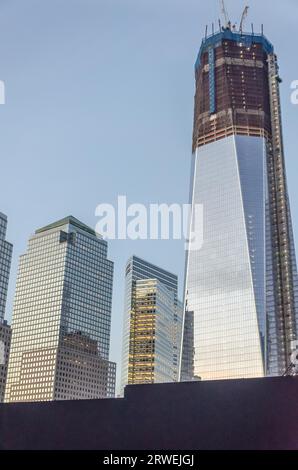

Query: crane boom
220,0,230,29
240,6,249,33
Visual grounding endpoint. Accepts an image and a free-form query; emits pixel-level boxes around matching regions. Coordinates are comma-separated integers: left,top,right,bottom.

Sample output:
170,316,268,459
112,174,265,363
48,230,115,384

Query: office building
121,256,182,390
0,321,11,402
180,310,194,382
0,213,13,322
5,216,115,402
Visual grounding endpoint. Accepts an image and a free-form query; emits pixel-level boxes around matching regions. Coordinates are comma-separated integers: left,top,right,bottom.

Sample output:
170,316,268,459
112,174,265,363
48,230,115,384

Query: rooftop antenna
220,0,231,30
239,6,249,34
205,24,208,39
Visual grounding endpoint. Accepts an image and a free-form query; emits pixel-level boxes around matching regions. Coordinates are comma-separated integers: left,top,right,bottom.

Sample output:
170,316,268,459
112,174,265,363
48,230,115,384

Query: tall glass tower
126,278,182,385
0,213,13,323
5,216,116,402
0,321,11,402
182,26,298,380
121,256,182,392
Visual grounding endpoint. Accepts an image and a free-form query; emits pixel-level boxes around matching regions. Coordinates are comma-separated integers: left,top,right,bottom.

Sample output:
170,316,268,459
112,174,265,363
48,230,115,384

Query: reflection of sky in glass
185,136,266,380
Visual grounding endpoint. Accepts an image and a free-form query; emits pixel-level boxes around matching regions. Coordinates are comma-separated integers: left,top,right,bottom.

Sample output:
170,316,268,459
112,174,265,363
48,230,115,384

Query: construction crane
220,0,231,30
239,6,249,33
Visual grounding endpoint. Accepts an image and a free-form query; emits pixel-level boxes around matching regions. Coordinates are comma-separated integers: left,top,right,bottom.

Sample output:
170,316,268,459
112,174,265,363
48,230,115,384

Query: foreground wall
0,377,298,450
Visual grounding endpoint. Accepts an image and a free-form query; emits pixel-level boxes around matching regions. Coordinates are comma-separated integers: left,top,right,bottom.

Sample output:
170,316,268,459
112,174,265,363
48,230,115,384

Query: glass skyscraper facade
0,321,11,402
182,27,298,381
180,310,195,382
5,216,116,402
127,278,182,385
0,213,13,323
121,256,182,391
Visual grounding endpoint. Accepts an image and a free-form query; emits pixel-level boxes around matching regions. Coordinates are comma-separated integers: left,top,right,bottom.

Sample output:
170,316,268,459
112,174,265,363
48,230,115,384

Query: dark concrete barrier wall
0,377,298,450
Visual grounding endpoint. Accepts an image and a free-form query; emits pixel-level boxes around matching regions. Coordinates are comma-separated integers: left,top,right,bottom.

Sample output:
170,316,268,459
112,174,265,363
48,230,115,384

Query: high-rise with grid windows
121,256,183,392
0,321,11,402
5,216,116,402
182,26,298,381
0,213,13,323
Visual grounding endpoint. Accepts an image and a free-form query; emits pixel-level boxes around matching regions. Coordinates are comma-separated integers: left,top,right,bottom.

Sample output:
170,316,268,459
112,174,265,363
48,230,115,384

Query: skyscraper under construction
182,20,298,380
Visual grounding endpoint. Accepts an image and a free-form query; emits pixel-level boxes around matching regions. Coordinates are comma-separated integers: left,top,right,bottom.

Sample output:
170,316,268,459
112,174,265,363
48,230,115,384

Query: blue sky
1,0,298,390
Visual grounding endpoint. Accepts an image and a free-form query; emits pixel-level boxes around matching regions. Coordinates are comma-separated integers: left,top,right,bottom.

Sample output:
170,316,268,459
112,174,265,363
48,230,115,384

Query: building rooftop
36,216,100,238
196,29,274,68
131,255,178,281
